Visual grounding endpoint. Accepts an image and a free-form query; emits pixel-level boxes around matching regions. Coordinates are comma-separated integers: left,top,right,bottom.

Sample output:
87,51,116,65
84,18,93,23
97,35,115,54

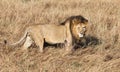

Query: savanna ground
0,0,120,72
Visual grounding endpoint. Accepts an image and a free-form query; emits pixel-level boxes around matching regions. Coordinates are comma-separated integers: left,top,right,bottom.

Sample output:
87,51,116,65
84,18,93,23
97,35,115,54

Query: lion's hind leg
31,33,44,53
22,36,33,50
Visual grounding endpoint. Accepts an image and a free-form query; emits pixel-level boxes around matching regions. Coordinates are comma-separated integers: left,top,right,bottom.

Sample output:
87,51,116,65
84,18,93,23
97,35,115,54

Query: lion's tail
4,30,28,47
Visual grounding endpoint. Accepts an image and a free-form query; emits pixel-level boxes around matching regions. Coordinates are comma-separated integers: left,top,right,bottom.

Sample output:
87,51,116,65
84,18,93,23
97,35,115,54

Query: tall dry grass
0,0,120,72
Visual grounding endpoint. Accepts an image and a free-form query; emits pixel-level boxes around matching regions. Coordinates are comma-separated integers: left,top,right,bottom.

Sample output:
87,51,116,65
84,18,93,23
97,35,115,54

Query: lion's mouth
78,33,84,37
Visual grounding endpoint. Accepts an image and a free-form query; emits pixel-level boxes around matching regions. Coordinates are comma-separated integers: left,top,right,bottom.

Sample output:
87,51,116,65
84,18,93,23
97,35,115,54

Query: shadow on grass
44,42,63,48
74,35,102,50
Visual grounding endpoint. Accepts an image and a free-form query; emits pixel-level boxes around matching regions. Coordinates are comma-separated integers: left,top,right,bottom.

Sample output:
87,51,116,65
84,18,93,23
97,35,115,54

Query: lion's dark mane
60,15,88,25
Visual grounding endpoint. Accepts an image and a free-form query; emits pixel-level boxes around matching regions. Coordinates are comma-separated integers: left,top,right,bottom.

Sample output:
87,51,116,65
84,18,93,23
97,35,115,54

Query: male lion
5,15,88,53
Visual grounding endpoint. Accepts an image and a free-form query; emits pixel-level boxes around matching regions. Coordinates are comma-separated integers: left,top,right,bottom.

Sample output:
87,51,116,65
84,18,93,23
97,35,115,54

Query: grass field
0,0,120,72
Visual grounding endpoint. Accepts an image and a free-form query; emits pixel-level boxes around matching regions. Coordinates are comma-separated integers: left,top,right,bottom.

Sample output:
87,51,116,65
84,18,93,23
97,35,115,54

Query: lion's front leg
65,41,73,51
65,38,74,54
63,40,73,56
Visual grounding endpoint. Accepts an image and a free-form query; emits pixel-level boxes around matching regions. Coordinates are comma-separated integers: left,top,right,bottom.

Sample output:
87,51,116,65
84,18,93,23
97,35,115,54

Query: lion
5,15,88,53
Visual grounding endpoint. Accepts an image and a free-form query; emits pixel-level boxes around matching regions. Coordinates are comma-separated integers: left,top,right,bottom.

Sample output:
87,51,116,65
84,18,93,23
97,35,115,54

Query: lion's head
61,15,88,40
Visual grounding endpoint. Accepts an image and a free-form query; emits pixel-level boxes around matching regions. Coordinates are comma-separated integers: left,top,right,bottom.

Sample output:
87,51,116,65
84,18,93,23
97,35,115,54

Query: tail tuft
4,40,7,44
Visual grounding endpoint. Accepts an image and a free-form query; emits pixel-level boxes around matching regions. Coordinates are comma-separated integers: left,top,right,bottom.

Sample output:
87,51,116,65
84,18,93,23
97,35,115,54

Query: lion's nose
80,31,86,36
82,27,86,31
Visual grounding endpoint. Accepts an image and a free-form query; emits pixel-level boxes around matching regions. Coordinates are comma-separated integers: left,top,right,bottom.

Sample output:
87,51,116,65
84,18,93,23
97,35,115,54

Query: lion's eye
82,27,86,31
78,27,80,29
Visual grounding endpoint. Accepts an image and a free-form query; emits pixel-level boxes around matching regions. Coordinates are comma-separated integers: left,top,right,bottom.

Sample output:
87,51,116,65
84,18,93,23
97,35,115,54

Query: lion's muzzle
78,33,84,37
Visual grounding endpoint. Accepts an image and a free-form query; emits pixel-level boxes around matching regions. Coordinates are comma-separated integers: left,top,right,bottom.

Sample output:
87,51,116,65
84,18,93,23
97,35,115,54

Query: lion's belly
45,35,66,44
